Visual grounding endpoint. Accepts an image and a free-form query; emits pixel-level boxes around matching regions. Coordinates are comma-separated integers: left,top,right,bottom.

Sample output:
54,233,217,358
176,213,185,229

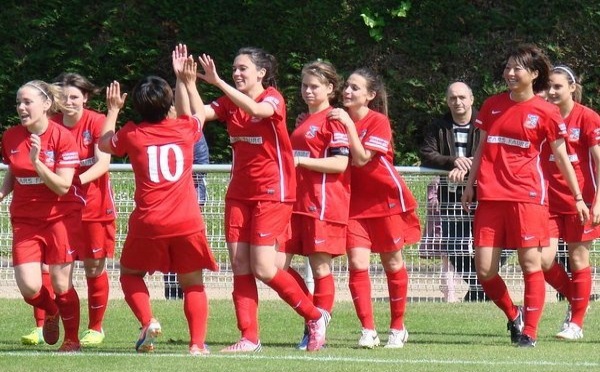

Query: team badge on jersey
305,125,318,139
359,129,367,140
44,150,55,164
569,128,581,141
523,114,539,129
82,130,92,146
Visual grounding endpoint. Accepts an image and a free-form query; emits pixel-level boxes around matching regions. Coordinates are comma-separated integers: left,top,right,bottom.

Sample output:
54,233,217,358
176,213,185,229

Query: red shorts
346,211,421,253
225,199,292,246
120,231,218,274
78,220,116,260
474,201,549,249
12,212,83,266
281,214,346,257
549,212,600,242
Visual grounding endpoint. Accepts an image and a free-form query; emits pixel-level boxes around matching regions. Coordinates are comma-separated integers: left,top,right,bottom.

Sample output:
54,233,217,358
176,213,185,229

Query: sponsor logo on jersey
523,114,539,129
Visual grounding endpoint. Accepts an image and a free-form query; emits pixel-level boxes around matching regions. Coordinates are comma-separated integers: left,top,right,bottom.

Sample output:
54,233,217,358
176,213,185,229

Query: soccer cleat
507,306,524,344
189,344,210,356
296,324,309,350
384,328,409,348
58,339,82,353
556,322,583,340
43,313,60,346
307,308,330,352
358,328,380,349
516,334,536,348
21,327,45,345
221,338,262,353
80,329,105,346
135,320,162,353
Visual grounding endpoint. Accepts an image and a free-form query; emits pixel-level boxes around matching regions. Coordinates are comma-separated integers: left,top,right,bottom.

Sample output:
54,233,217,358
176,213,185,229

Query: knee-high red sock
264,269,321,321
87,271,109,331
543,261,571,300
523,270,545,339
313,274,335,314
232,274,259,343
386,267,408,330
25,286,58,319
120,274,153,326
479,274,518,321
287,267,313,301
33,271,55,327
349,269,375,330
570,267,591,327
184,285,208,347
55,288,80,342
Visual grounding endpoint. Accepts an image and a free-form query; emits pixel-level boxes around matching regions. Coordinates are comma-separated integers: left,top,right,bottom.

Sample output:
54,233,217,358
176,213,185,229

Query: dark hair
551,65,583,103
19,80,65,116
237,47,278,88
54,72,102,99
131,76,173,123
350,68,388,116
505,44,551,94
301,60,342,105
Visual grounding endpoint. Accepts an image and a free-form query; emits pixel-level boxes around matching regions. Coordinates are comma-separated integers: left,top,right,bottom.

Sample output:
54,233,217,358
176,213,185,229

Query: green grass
1,299,600,371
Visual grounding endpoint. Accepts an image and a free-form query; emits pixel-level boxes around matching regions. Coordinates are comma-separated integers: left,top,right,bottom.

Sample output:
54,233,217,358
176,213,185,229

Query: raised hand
180,56,198,85
29,133,41,165
106,81,127,112
328,108,355,129
172,43,188,77
197,54,220,86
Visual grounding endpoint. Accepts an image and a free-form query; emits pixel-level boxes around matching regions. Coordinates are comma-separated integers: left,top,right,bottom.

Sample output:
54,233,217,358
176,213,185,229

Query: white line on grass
1,351,599,368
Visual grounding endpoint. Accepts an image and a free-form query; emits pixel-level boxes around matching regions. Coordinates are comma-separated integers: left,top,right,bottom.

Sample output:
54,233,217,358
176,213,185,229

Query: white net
0,165,597,303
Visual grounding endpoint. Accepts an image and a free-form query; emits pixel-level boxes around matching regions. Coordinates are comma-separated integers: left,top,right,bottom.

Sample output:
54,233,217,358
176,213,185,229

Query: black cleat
507,306,524,343
516,334,536,348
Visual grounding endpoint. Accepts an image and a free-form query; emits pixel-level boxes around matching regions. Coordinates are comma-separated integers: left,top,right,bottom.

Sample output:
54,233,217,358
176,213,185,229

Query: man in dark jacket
420,81,492,301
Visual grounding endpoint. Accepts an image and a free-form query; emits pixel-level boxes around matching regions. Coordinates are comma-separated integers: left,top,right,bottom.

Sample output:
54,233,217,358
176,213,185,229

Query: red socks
543,261,571,300
120,274,152,326
33,271,55,327
232,274,259,343
25,285,58,319
265,269,321,320
55,288,81,342
570,266,592,327
87,271,109,331
479,274,518,320
349,269,374,330
386,267,408,330
522,270,545,339
313,274,335,314
184,285,208,346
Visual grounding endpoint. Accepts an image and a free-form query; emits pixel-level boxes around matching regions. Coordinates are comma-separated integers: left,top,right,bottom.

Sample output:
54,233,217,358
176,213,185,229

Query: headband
24,82,50,101
553,66,577,84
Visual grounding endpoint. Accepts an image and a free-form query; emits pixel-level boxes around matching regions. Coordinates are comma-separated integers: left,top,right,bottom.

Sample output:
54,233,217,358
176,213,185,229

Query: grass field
1,299,600,372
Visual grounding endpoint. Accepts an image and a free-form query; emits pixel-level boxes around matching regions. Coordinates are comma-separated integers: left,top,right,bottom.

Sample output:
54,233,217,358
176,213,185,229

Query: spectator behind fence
420,82,505,302
164,135,210,300
461,44,589,348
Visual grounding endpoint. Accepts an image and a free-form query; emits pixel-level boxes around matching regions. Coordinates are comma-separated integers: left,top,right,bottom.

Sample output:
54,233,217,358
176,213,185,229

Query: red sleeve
56,130,80,169
109,121,134,157
545,105,567,143
328,119,349,149
583,108,600,147
261,89,285,122
210,96,229,122
362,115,392,154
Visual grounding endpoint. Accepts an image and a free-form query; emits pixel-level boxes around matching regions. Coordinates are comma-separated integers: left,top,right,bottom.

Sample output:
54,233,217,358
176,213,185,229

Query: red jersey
475,92,568,204
54,109,115,222
211,87,296,202
290,107,350,224
1,121,84,221
349,109,418,218
542,103,600,214
109,116,204,238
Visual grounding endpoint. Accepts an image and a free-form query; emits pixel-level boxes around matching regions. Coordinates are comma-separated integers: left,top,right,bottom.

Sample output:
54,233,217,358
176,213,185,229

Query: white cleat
556,322,583,340
358,328,380,349
384,328,408,348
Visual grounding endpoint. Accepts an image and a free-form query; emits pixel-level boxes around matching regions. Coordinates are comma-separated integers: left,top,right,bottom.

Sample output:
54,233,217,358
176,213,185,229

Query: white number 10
147,144,184,183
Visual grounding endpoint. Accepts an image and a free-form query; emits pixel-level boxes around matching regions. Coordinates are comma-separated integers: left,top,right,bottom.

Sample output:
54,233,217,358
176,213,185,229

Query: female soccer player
541,65,600,340
98,50,218,355
279,60,350,349
2,80,84,352
53,73,115,345
461,45,589,347
328,68,421,349
197,48,330,352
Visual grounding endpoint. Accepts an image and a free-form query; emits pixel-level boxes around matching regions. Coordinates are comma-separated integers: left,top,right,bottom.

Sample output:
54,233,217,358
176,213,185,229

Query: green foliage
2,1,600,164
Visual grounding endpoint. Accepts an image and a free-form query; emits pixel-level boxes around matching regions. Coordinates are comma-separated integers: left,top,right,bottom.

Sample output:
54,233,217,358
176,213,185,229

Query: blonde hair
20,80,66,116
